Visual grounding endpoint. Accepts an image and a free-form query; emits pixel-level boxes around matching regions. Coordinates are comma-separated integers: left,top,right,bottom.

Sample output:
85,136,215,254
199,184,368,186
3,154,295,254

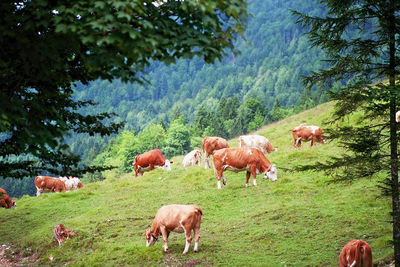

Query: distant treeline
2,0,331,197
69,0,328,164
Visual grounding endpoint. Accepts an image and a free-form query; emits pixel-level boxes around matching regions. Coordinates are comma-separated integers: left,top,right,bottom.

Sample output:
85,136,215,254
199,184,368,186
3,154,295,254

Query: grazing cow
54,224,77,246
396,111,400,122
182,149,202,167
201,136,229,169
238,135,277,154
59,176,83,191
339,240,372,267
212,147,278,189
0,188,16,209
34,176,66,196
291,124,326,149
143,204,202,254
133,149,173,177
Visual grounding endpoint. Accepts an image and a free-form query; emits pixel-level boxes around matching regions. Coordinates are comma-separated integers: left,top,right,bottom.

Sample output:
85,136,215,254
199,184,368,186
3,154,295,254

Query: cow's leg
250,166,258,186
204,154,210,169
193,222,201,252
0,199,7,208
245,171,251,187
182,224,192,254
150,164,155,170
36,187,41,196
216,169,224,189
311,136,316,147
160,226,169,252
296,138,301,148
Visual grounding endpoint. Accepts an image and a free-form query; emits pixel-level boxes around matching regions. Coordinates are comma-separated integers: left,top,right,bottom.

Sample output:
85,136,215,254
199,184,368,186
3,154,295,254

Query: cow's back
155,204,202,227
339,240,372,267
214,147,269,169
35,176,66,192
202,137,229,155
136,149,165,167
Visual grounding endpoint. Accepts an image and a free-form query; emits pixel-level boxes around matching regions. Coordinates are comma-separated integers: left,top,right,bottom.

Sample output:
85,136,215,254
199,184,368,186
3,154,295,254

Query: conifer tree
294,0,400,263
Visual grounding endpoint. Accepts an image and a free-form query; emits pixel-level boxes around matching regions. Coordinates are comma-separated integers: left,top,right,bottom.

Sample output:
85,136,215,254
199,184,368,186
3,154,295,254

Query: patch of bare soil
0,244,39,267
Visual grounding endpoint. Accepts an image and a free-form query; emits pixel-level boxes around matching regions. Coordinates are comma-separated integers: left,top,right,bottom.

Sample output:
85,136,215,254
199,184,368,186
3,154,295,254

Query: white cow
182,149,202,167
238,135,277,154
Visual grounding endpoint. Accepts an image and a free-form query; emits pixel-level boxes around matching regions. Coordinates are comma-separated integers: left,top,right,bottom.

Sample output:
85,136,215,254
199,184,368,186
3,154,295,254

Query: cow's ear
170,161,173,164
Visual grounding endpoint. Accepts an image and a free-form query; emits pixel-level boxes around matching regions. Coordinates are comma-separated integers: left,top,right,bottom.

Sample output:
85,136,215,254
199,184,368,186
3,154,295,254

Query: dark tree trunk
388,0,400,265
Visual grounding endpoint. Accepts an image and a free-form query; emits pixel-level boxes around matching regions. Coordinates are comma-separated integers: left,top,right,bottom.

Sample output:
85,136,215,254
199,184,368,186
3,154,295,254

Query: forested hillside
1,0,329,197
69,0,327,161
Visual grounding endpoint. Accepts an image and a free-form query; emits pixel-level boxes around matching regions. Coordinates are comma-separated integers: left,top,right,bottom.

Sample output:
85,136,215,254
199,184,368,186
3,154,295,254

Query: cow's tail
212,161,217,176
201,138,206,153
193,205,203,216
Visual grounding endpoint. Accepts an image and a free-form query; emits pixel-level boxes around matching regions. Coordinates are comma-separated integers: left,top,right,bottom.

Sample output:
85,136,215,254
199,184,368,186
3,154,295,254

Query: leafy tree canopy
0,0,248,178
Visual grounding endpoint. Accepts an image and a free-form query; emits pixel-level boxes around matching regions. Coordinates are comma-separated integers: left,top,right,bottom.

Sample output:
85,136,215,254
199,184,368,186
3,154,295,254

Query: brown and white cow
182,149,202,167
238,135,277,154
212,147,278,189
34,176,66,196
143,204,202,254
396,111,400,123
201,136,229,169
133,149,173,177
0,188,16,209
291,124,326,149
59,176,83,191
339,240,372,267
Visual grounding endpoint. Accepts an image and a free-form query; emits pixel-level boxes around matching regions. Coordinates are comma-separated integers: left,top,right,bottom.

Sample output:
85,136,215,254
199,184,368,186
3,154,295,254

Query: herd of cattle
0,123,373,266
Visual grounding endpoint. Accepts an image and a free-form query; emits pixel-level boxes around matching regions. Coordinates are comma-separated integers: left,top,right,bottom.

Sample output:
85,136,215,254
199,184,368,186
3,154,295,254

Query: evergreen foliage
294,0,400,263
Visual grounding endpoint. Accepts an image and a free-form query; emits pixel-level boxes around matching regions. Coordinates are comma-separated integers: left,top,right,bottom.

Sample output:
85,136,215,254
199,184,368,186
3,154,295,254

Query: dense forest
1,0,329,197
69,0,327,161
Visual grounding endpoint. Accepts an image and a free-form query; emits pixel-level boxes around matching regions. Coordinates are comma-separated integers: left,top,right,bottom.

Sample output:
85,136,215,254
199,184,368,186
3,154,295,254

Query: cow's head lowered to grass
133,149,173,177
143,229,158,247
213,147,278,189
161,159,173,171
264,164,278,181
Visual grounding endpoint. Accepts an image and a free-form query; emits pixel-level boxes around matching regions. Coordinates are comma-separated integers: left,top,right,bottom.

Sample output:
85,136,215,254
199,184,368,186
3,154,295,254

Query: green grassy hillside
0,101,393,266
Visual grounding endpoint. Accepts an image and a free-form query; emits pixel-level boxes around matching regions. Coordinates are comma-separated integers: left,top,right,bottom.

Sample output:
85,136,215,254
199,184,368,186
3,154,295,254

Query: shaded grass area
0,101,393,266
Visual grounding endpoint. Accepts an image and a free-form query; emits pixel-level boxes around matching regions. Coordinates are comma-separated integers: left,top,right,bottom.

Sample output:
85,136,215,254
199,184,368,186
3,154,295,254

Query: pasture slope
0,101,394,266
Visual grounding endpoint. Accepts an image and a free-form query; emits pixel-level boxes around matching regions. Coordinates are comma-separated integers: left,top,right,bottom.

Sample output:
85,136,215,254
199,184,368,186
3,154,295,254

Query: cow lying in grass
339,240,372,267
143,204,202,254
54,224,77,246
0,188,16,209
212,147,278,189
182,149,202,167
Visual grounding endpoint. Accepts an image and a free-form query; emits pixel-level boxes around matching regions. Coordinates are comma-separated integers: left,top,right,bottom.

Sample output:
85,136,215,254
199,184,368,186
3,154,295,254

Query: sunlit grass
0,101,393,266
